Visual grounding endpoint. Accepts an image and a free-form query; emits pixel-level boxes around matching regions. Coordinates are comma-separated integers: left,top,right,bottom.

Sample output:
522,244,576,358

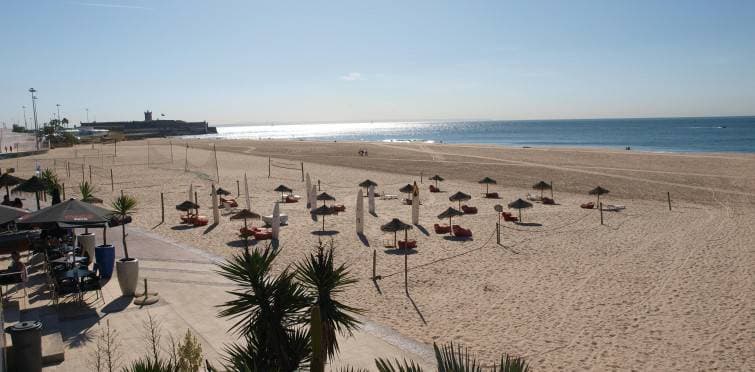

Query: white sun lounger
602,204,625,211
379,194,398,200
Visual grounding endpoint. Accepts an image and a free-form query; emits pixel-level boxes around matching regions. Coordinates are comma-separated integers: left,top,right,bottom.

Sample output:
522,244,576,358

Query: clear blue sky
2,0,754,125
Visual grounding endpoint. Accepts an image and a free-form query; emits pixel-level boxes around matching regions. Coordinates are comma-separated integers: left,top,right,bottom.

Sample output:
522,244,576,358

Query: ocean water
204,116,755,153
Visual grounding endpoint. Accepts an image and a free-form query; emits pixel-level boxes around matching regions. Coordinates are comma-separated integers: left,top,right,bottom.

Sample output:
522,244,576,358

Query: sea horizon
190,115,755,154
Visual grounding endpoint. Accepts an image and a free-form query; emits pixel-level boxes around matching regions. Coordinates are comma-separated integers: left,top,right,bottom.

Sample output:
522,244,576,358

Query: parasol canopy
399,184,414,195
176,200,199,212
312,204,334,231
532,181,552,198
274,185,293,193
0,205,29,226
316,192,336,205
478,177,497,194
214,187,232,196
449,191,471,209
0,173,24,198
16,198,113,229
437,206,463,233
588,186,610,205
380,218,413,248
13,176,48,210
429,174,444,188
230,209,261,220
359,179,378,189
508,198,533,221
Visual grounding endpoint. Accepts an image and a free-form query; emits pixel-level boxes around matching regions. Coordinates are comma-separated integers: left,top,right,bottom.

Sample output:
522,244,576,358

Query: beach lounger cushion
484,192,499,199
434,223,451,234
461,205,478,214
398,240,417,249
542,197,555,205
580,202,595,209
429,185,440,193
452,225,472,237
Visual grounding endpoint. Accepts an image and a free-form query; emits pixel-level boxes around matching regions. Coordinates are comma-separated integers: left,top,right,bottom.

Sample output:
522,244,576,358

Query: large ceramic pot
94,245,116,279
115,258,139,296
77,233,96,262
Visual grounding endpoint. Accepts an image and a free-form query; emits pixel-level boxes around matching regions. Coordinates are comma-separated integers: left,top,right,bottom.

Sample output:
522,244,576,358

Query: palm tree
216,247,312,371
295,243,363,364
39,168,60,196
79,181,97,202
111,194,137,260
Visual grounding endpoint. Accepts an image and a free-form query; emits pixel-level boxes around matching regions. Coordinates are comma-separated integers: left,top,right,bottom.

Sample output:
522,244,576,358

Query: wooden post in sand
169,141,174,163
194,191,198,206
160,193,165,223
110,169,114,191
268,156,271,178
372,249,377,280
667,192,672,211
420,171,423,184
213,144,220,182
496,222,500,245
114,140,117,157
404,254,408,294
236,180,240,196
81,164,85,183
300,162,304,182
184,143,189,172
89,165,92,184
62,183,66,199
66,161,70,178
599,202,604,225
317,180,321,191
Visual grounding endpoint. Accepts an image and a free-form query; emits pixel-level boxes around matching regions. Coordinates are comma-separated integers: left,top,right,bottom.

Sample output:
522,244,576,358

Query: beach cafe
0,198,121,371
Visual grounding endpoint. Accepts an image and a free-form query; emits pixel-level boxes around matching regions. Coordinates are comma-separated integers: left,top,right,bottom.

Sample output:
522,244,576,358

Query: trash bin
6,321,42,372
95,244,116,279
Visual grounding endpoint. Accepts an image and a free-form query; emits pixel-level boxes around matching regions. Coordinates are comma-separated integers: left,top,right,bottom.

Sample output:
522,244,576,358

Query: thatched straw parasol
478,177,497,194
508,198,533,222
429,175,444,188
13,176,48,210
399,184,414,199
231,209,261,250
448,191,471,209
532,181,552,199
214,187,232,196
312,204,333,231
359,179,378,194
0,173,24,198
380,218,413,248
588,186,610,206
437,207,464,234
316,192,336,205
176,200,200,217
274,185,293,201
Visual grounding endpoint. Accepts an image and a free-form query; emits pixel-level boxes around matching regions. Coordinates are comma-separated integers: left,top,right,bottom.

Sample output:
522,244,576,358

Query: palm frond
375,358,425,372
121,357,177,372
492,354,530,372
111,194,137,216
434,342,482,372
295,243,363,361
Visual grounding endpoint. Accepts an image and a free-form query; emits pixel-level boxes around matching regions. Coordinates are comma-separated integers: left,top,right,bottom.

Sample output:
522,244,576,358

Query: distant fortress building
80,111,217,139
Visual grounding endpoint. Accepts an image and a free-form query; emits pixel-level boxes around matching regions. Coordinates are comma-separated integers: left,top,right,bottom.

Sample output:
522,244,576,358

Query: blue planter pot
95,244,116,279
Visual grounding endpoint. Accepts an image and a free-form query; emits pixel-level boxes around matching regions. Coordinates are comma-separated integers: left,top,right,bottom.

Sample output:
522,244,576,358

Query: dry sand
4,139,753,370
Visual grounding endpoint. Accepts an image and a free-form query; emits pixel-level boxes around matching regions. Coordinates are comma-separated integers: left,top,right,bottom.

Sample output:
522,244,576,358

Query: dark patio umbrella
532,181,552,199
13,176,48,210
214,187,232,196
358,179,378,194
312,204,333,231
399,184,414,199
589,186,610,206
437,207,464,234
449,191,471,209
16,198,113,229
176,200,200,218
429,175,444,188
0,173,24,198
316,192,336,205
230,209,261,250
478,177,497,194
508,198,533,222
0,205,29,227
380,218,413,248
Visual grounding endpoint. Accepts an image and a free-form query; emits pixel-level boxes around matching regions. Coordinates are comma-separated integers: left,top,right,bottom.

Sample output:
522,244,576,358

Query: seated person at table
11,198,22,208
1,195,11,206
0,252,26,285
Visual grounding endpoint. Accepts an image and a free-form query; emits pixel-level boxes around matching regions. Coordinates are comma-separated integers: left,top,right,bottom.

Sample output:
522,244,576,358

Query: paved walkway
6,225,434,370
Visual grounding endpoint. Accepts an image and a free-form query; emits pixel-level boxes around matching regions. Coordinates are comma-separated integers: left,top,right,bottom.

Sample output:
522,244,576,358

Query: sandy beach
4,139,753,370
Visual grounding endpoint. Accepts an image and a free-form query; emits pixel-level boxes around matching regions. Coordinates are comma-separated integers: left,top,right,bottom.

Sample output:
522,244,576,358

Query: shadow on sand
357,232,370,247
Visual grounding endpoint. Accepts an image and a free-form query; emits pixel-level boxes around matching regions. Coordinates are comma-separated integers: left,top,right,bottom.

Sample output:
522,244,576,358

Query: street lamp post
86,108,89,122
56,104,62,128
29,88,39,150
22,105,28,130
